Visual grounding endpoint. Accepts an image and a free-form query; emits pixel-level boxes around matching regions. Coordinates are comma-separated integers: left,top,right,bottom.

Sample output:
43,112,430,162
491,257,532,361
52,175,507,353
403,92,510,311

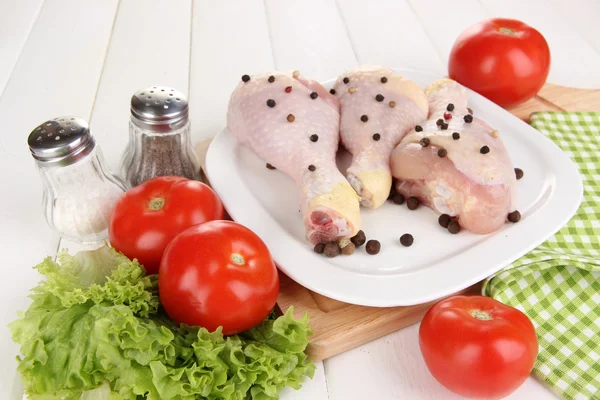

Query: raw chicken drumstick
390,79,518,234
227,72,361,244
332,66,429,208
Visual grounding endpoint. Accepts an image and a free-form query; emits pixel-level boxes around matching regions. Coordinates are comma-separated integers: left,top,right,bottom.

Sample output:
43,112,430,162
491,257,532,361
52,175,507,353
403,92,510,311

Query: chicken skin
390,79,518,234
332,66,429,208
227,72,361,244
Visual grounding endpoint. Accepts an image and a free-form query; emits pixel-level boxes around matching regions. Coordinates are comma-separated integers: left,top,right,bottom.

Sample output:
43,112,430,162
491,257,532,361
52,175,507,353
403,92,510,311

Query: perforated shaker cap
27,117,95,166
130,86,189,131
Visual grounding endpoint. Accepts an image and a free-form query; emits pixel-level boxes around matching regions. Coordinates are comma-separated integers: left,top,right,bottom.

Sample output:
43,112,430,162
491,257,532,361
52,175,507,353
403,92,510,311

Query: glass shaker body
28,117,127,244
122,119,200,187
120,86,200,187
119,125,135,178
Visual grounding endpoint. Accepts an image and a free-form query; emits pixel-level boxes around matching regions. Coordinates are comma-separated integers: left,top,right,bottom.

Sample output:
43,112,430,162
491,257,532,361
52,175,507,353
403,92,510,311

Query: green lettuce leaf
10,247,314,400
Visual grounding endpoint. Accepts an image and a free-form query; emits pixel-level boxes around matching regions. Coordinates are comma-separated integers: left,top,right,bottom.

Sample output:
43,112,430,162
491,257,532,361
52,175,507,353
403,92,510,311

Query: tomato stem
498,27,516,36
148,197,165,211
470,310,492,321
231,253,245,266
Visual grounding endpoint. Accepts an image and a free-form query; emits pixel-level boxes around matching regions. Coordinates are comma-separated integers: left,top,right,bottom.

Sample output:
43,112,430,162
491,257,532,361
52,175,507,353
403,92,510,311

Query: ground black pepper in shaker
120,86,201,187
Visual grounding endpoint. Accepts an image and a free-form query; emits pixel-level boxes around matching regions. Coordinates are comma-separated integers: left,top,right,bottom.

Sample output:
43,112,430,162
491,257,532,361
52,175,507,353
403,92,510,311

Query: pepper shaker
27,117,127,243
120,86,200,187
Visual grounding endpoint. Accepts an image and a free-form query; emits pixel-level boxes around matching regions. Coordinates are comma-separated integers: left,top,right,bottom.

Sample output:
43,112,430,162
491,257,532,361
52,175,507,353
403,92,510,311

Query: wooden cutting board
196,83,600,362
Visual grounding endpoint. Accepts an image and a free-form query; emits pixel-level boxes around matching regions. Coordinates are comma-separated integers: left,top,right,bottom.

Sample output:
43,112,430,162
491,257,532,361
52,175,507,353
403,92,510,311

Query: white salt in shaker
27,117,127,243
120,86,201,187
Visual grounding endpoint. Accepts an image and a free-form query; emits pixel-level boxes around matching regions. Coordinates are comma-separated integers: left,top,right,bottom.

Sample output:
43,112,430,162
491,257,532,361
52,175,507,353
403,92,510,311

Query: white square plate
206,68,583,307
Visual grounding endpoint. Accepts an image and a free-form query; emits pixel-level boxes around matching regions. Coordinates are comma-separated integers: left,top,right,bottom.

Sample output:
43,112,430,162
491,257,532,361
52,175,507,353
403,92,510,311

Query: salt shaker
120,86,200,187
27,117,127,243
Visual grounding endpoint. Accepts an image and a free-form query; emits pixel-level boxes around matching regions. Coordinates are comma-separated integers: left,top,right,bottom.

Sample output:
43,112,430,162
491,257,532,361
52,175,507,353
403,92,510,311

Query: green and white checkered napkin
483,112,600,400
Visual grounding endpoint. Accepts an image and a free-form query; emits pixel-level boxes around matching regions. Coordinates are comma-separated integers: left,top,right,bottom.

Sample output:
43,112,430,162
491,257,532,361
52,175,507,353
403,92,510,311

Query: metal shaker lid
28,117,95,166
130,86,189,131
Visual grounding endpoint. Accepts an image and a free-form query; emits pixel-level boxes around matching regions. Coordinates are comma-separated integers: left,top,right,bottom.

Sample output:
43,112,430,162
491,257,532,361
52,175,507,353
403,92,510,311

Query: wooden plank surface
550,0,600,55
265,0,357,81
507,83,600,120
4,1,600,399
0,0,44,96
337,0,444,72
189,0,274,143
0,0,119,397
538,83,600,112
407,0,488,67
507,95,563,121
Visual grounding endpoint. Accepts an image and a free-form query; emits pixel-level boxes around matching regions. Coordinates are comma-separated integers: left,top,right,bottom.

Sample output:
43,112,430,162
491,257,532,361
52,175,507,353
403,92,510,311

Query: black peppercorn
448,220,461,234
388,185,396,200
441,122,449,130
447,103,455,111
393,193,405,205
366,240,381,255
515,168,524,180
330,89,336,95
308,164,316,171
436,119,444,126
400,234,414,247
508,210,521,223
361,115,369,122
438,214,451,228
480,146,490,154
310,134,319,142
407,196,420,210
324,242,340,258
268,75,275,83
420,138,431,147
375,94,385,102
343,77,350,84
351,230,366,247
314,243,325,254
452,132,460,140
464,114,473,123
310,92,318,99
381,77,388,83
373,133,381,141
438,148,447,158
241,74,250,83
415,125,423,132
266,99,276,108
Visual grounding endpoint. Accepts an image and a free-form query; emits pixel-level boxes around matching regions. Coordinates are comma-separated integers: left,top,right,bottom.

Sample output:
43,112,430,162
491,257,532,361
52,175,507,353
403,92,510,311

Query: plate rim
206,68,583,307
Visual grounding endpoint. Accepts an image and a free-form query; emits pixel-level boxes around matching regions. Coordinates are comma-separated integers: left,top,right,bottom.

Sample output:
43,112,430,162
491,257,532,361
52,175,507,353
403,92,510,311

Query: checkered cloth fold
483,112,600,400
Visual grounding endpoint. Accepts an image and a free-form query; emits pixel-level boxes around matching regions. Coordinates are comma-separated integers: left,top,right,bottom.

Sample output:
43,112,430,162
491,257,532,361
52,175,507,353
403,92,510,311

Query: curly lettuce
9,247,314,399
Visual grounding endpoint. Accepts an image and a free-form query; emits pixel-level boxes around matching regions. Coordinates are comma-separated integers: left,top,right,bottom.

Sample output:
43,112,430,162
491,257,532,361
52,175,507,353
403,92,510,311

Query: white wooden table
2,1,598,399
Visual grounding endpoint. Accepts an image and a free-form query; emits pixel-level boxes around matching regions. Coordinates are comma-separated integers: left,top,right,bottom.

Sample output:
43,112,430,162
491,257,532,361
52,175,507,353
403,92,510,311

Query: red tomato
159,220,279,335
448,18,550,108
109,176,224,274
419,295,538,399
